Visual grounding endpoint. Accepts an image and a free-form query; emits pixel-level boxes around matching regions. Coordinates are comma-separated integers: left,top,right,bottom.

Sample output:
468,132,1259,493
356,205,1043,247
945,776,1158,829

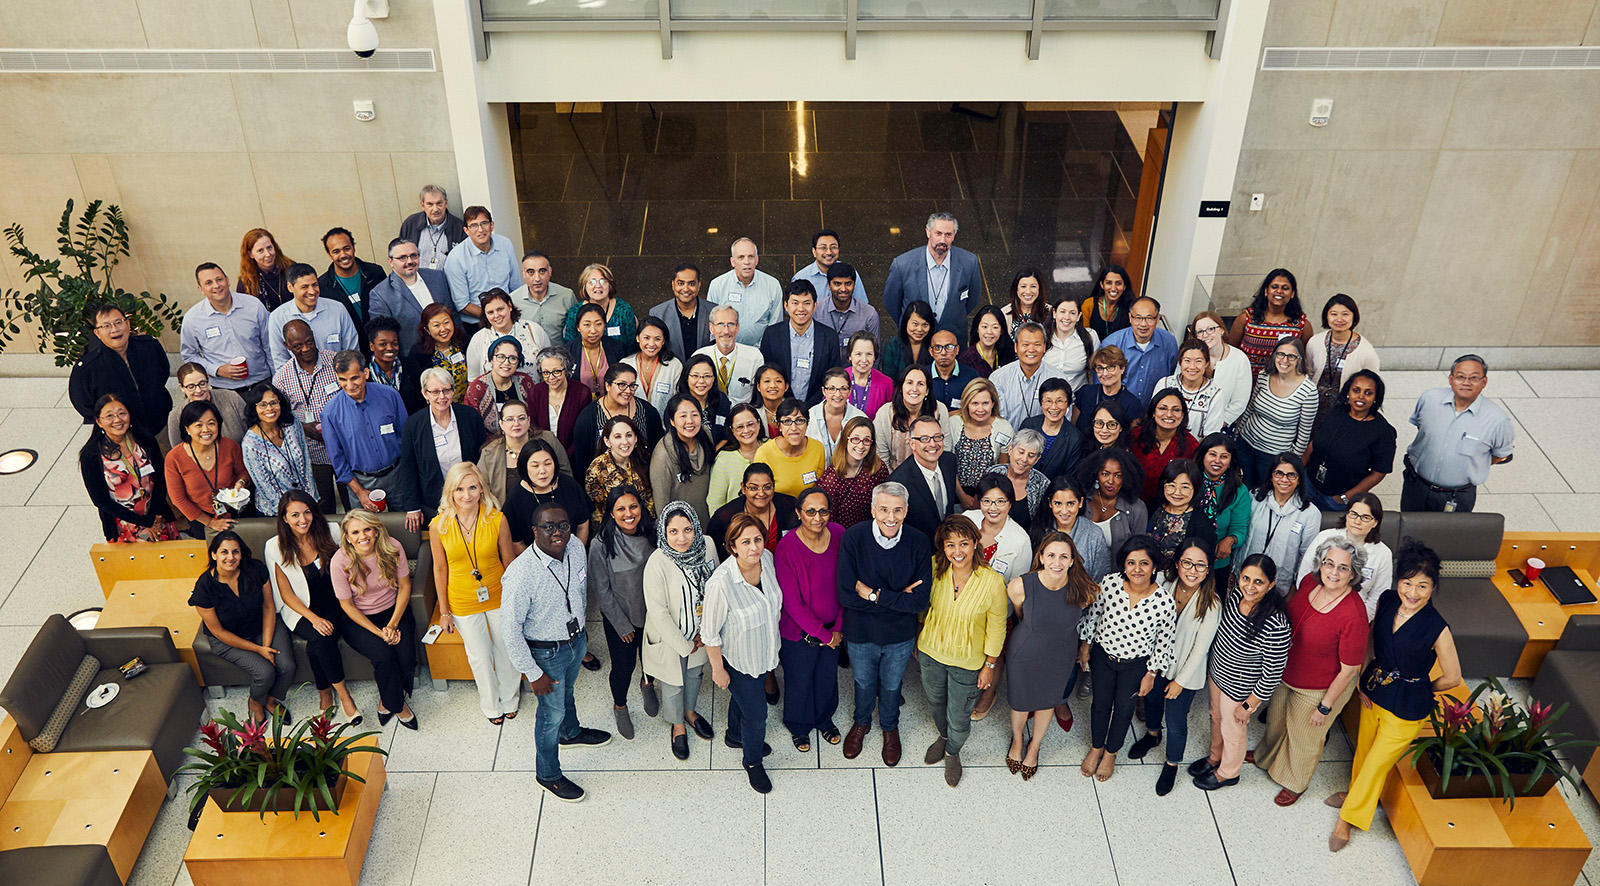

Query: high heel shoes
1006,756,1022,774
1020,763,1039,781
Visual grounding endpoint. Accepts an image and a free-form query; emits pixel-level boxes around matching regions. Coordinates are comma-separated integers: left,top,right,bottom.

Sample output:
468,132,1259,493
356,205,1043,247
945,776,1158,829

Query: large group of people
71,191,1507,849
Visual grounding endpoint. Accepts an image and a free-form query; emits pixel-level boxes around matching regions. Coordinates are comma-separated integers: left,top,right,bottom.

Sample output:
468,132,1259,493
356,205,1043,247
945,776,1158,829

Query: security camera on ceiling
348,0,390,58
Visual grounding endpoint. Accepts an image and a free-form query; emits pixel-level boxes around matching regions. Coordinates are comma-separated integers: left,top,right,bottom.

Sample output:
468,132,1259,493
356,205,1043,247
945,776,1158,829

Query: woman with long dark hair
677,353,734,445
1196,433,1250,586
1240,452,1321,596
241,384,318,516
1000,267,1050,338
267,489,358,722
1077,448,1148,554
958,304,1015,378
1044,297,1100,391
1225,268,1313,376
708,402,766,513
882,300,935,381
1193,553,1290,791
873,364,951,471
651,394,715,524
1082,264,1133,339
590,484,659,739
189,531,293,725
1132,388,1199,504
585,414,654,525
1235,337,1318,488
1006,530,1098,778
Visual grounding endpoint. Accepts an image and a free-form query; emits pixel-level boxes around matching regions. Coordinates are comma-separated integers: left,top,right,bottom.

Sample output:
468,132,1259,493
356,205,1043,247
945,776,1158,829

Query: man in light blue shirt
267,264,359,370
991,323,1068,427
818,262,880,361
792,229,866,306
443,205,518,332
1101,296,1178,406
180,262,272,390
706,237,783,347
1402,354,1515,513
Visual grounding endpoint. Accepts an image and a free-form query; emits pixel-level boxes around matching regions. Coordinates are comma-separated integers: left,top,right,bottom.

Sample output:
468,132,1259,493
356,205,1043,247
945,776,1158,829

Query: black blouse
1364,589,1447,721
188,560,272,639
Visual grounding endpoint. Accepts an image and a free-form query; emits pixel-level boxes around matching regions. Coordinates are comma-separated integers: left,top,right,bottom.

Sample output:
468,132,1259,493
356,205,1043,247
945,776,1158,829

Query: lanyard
187,442,225,513
546,555,577,619
455,508,484,581
1263,509,1288,550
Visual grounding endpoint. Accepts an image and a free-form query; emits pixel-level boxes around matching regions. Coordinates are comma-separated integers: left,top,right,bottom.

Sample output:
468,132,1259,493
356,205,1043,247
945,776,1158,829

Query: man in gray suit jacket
647,263,713,362
367,237,455,354
882,211,984,339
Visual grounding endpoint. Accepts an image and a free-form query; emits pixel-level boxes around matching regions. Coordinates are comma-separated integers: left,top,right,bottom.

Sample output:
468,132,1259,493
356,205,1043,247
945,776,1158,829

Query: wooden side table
1495,534,1600,678
0,742,165,883
98,578,204,684
183,736,386,886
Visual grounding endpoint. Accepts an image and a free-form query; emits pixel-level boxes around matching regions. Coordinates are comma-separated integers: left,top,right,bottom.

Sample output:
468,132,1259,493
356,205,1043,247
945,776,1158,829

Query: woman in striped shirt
1193,553,1291,791
1234,336,1318,490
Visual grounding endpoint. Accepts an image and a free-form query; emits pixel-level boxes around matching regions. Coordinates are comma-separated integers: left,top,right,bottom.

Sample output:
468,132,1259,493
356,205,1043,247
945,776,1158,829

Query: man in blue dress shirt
443,205,518,332
793,229,866,307
1101,296,1178,406
321,350,416,527
706,237,783,347
267,264,359,370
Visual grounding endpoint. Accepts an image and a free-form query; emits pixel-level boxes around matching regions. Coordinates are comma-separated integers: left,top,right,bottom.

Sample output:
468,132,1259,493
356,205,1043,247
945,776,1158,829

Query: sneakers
744,762,772,794
559,727,612,748
538,776,585,802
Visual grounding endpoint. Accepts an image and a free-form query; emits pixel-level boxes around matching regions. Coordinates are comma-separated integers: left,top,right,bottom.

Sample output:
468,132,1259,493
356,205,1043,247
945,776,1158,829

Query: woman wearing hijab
642,500,719,760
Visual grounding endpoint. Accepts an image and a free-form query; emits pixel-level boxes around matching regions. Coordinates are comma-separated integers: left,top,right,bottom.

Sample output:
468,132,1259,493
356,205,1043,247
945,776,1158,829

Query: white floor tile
26,422,93,507
382,681,506,772
1501,398,1600,493
1096,763,1235,886
411,772,542,886
0,407,90,504
1536,494,1600,533
0,505,63,611
766,768,882,886
357,772,435,886
1480,400,1571,495
1471,493,1559,532
0,377,68,409
1519,370,1600,399
0,505,104,627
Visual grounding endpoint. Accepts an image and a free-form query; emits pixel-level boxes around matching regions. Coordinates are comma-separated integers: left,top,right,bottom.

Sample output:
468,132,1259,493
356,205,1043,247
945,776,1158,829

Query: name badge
802,471,818,484
796,357,811,370
714,415,726,425
993,558,1011,574
727,293,742,305
951,397,962,409
326,333,341,344
428,257,439,269
655,381,671,395
349,293,361,303
959,288,970,301
1290,523,1304,534
1362,565,1374,581
379,423,395,435
138,464,155,477
475,586,490,604
205,326,221,339
996,432,1013,446
324,382,339,395
434,434,448,447
449,352,465,364
607,325,621,336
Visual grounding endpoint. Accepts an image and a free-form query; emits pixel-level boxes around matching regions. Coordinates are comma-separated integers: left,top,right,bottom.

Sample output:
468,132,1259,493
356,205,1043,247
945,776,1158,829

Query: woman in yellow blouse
917,514,1007,787
585,414,654,526
752,398,825,499
429,461,521,724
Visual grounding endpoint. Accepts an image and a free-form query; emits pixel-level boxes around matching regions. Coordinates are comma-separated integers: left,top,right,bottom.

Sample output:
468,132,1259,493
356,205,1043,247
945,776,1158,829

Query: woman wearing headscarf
642,500,718,760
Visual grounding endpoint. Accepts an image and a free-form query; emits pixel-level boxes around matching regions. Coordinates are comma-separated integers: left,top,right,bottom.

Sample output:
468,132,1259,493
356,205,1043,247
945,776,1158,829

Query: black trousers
1400,470,1477,513
1088,643,1148,753
779,636,840,739
340,604,417,714
291,615,346,690
602,618,646,708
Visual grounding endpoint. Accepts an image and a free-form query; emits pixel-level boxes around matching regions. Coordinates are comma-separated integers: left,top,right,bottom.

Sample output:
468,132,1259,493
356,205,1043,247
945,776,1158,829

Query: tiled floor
511,102,1144,323
3,370,1599,886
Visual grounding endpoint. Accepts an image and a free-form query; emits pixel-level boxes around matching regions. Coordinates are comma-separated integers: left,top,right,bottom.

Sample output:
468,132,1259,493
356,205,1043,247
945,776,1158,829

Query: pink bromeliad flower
199,721,228,755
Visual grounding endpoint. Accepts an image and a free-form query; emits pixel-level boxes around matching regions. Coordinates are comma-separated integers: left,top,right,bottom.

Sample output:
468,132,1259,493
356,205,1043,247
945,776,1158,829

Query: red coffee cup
1526,558,1545,583
369,489,388,512
229,355,248,376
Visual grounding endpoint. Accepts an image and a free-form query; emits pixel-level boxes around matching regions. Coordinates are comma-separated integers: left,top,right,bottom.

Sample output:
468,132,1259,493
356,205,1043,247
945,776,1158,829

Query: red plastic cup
229,355,248,376
1526,558,1545,583
369,489,388,512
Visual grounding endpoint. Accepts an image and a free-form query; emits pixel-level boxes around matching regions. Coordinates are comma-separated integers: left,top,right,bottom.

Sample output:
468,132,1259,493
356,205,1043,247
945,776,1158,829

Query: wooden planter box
1414,748,1561,802
183,736,385,886
209,774,347,816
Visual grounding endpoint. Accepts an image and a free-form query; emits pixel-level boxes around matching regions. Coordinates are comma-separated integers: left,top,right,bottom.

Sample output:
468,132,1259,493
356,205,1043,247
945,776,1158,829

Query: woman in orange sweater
165,400,251,537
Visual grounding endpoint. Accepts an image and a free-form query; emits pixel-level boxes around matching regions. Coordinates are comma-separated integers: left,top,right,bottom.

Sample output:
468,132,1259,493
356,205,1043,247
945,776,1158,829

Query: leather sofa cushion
0,846,121,886
53,663,193,757
0,615,87,741
1531,649,1600,747
1429,576,1526,679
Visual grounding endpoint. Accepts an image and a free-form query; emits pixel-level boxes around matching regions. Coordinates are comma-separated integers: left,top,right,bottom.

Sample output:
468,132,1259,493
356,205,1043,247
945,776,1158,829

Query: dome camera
347,0,389,58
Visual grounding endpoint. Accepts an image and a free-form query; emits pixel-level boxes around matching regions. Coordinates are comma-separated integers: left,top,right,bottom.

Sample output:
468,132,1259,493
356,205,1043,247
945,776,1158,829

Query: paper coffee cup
369,489,388,512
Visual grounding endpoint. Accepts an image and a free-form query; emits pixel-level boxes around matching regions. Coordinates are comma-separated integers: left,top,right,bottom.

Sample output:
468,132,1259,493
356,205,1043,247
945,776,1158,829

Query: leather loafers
842,723,868,759
688,713,714,741
1193,770,1240,791
671,732,689,761
1187,757,1218,778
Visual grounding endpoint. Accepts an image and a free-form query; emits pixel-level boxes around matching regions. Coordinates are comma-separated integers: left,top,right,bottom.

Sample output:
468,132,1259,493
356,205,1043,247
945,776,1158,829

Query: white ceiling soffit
1262,46,1600,72
0,49,436,73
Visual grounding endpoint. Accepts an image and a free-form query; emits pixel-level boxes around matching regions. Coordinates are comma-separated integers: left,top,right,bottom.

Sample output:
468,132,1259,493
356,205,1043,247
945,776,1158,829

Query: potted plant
179,701,387,823
1,199,182,366
1407,678,1597,807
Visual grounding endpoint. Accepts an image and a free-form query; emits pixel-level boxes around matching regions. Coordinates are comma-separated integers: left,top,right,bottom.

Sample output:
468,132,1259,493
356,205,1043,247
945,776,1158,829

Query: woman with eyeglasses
703,513,785,794
882,301,935,382
1132,388,1199,505
1226,268,1313,376
947,378,1013,510
1154,340,1226,437
874,364,952,472
571,363,664,481
1303,370,1395,513
1072,346,1141,435
708,403,766,513
585,414,655,525
806,367,866,462
651,394,715,525
1081,265,1133,339
642,502,719,760
168,362,249,447
1043,298,1100,391
677,353,735,446
1007,531,1097,778
1015,378,1082,484
1306,293,1380,423
466,288,552,378
1196,434,1250,586
413,303,470,402
1076,448,1147,554
959,305,1015,379
1328,541,1460,853
241,383,318,517
844,331,895,418
399,366,487,531
1188,310,1251,427
776,486,846,752
590,484,658,740
1146,459,1216,566
1241,453,1321,597
754,397,827,499
962,475,1035,724
623,316,683,417
464,335,538,436
1234,337,1318,490
1082,401,1134,453
476,399,570,506
1126,537,1221,795
561,262,638,345
817,416,888,529
1254,534,1367,806
1298,493,1392,620
1193,554,1289,791
529,347,590,462
81,394,179,542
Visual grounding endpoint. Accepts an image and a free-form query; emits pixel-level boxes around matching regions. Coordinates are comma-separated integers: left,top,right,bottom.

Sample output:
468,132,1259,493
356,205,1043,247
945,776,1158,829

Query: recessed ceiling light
707,227,719,234
888,227,901,235
0,449,37,475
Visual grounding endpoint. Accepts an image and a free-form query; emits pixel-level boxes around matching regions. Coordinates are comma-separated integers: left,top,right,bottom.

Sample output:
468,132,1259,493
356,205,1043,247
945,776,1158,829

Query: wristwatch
868,590,880,603
1316,702,1333,715
983,662,997,670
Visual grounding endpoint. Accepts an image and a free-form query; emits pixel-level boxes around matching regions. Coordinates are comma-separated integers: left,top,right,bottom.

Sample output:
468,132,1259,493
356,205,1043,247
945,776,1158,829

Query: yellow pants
1339,701,1426,831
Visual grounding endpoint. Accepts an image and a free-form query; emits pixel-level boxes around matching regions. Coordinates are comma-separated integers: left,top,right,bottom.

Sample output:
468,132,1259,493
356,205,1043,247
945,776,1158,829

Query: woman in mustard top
752,397,825,499
917,515,1007,788
430,461,521,724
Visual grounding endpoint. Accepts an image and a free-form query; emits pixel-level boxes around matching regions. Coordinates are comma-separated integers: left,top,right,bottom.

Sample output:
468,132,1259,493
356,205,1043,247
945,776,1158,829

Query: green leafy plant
178,696,387,821
1408,677,1597,808
1,199,183,366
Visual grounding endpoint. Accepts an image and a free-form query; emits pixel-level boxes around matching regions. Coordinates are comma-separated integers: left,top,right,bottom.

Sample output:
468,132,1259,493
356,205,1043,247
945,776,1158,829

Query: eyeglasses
779,417,808,427
745,483,775,494
931,343,958,352
1320,558,1353,574
539,369,566,378
1274,353,1299,362
1130,314,1158,322
1178,558,1208,570
492,353,519,364
801,507,831,517
423,387,453,397
979,497,1010,507
1092,419,1120,430
1348,511,1376,523
1271,469,1299,480
910,434,945,444
536,521,573,534
1450,373,1485,383
95,318,129,331
611,381,639,392
466,221,492,230
1193,325,1221,336
392,252,420,262
180,380,210,392
847,436,873,446
822,385,849,394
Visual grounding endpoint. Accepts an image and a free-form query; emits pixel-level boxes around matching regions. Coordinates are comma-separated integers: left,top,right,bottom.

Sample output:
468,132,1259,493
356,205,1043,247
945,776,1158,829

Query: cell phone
1509,569,1531,588
422,623,444,645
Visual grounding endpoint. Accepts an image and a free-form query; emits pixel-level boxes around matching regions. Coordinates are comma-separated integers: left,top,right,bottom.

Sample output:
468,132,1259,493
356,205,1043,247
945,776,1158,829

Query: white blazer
622,354,684,416
961,509,1030,585
265,523,343,631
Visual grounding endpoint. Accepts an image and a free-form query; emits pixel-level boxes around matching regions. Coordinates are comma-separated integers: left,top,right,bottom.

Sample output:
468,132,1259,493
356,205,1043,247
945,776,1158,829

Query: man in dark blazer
759,280,841,405
368,237,455,355
397,184,467,272
69,303,173,440
886,414,961,541
317,227,389,354
647,263,712,362
882,211,983,339
398,365,487,522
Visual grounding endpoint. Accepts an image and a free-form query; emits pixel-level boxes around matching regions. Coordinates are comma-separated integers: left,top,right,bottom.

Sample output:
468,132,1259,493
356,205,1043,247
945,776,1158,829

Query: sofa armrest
1558,615,1600,652
81,628,180,667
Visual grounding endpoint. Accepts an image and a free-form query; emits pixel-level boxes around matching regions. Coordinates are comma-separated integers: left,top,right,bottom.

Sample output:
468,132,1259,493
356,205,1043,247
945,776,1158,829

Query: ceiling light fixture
0,449,37,474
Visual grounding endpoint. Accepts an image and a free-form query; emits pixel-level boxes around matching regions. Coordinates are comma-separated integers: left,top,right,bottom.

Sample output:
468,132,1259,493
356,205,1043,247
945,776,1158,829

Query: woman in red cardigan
529,347,592,463
165,400,251,537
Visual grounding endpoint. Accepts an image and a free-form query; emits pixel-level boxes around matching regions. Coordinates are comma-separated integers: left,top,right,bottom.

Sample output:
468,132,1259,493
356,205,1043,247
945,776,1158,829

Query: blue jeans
1235,438,1275,493
1143,675,1199,765
1305,480,1345,514
847,639,915,731
529,631,586,783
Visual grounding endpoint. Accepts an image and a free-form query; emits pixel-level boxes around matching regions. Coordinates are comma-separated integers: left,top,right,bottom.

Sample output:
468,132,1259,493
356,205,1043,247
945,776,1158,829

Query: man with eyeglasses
887,415,961,541
692,304,762,404
267,263,360,370
443,205,518,333
793,230,867,309
817,262,879,361
760,280,841,404
927,329,978,410
990,323,1067,427
1101,295,1178,406
369,237,455,355
70,303,173,439
501,500,613,803
1401,354,1515,513
179,262,272,392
